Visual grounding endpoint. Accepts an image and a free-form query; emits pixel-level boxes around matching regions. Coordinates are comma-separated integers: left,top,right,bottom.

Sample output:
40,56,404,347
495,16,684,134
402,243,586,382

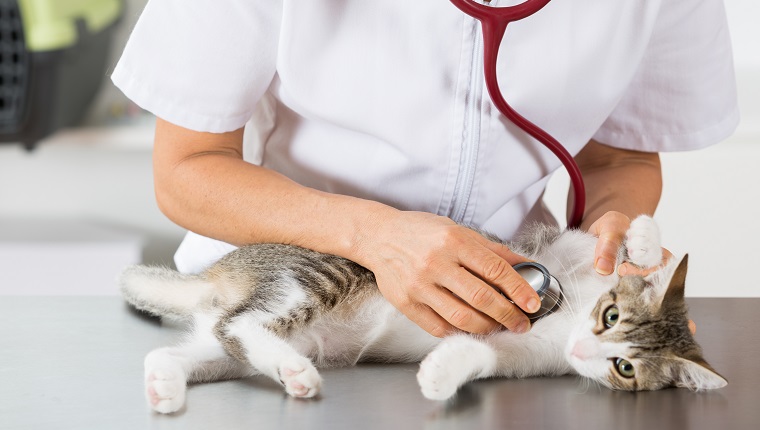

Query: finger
618,248,674,276
420,285,501,335
458,244,541,314
688,320,697,335
590,212,630,276
473,236,538,321
594,235,620,275
459,247,541,310
445,263,533,333
471,234,532,266
401,302,457,338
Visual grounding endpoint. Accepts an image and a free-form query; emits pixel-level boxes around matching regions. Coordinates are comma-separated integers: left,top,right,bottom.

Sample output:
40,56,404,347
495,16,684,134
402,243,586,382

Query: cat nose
571,338,600,360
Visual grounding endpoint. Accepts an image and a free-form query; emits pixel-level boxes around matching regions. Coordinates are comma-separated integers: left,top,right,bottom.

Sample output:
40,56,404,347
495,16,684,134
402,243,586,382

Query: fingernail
595,257,614,275
688,320,697,335
617,265,628,276
527,297,541,313
514,320,530,334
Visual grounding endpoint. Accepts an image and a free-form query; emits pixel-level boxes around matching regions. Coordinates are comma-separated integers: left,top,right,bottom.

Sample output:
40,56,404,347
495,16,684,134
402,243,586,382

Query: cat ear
659,254,689,308
673,356,728,391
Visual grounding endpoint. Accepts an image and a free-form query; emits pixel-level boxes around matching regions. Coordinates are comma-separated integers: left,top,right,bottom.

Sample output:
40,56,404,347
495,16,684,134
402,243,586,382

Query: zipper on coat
450,20,484,224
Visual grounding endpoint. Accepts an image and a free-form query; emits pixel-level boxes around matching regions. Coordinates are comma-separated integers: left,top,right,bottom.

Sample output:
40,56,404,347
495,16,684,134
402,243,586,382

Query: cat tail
119,265,216,320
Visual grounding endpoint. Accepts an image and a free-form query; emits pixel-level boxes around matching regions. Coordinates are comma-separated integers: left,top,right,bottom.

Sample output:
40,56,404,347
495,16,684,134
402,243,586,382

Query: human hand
358,210,541,337
586,211,695,334
586,211,671,275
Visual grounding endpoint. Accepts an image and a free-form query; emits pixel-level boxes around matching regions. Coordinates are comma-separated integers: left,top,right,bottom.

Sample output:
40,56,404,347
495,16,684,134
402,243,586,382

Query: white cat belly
290,295,441,367
293,229,616,372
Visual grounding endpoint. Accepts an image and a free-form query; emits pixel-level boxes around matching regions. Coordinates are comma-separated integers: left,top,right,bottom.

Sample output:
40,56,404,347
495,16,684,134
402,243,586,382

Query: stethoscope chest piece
510,262,563,322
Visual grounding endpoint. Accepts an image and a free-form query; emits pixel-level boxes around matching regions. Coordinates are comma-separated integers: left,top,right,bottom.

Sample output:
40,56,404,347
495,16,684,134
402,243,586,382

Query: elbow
153,169,182,224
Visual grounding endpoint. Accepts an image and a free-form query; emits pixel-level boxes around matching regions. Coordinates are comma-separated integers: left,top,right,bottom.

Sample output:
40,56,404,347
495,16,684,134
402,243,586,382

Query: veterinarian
112,0,737,337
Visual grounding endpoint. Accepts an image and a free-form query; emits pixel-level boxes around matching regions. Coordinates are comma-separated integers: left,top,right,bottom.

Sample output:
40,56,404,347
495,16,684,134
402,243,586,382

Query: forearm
572,140,662,231
153,120,396,266
153,120,544,336
152,119,546,336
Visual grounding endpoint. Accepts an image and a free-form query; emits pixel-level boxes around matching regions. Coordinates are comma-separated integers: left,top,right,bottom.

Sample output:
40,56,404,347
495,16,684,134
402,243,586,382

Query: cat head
566,255,727,391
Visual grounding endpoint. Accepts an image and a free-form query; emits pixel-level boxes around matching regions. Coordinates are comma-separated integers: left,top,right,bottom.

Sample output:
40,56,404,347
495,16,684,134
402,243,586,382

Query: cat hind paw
278,357,322,398
145,369,187,414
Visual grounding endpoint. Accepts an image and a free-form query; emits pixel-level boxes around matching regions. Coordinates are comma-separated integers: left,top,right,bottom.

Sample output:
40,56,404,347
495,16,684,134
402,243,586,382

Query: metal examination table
1,297,758,430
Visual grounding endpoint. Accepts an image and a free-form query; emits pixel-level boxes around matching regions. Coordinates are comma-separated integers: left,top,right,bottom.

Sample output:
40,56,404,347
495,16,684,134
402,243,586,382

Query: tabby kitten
120,216,726,414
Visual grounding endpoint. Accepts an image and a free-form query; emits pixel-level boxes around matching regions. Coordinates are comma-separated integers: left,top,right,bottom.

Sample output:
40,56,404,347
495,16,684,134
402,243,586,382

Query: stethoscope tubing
450,0,552,21
449,0,586,229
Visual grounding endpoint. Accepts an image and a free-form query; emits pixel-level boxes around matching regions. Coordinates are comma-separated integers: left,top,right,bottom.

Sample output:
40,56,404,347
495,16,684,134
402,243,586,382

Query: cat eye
603,305,619,328
614,358,635,378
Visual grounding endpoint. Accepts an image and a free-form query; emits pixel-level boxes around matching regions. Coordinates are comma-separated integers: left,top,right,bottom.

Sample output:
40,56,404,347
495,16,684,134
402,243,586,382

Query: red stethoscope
450,0,586,229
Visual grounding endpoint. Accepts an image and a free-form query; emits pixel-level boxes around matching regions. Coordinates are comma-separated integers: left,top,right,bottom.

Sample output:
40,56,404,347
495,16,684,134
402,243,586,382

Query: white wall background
0,0,757,296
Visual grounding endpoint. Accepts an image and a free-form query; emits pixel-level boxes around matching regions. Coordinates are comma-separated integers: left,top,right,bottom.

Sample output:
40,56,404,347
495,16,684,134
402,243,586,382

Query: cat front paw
625,216,663,269
145,368,187,414
278,357,322,398
417,337,497,401
417,351,461,401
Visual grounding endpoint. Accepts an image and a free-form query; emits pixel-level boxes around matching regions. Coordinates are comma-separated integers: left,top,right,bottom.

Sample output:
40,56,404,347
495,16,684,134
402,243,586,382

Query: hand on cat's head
587,211,636,276
585,211,696,335
586,211,668,276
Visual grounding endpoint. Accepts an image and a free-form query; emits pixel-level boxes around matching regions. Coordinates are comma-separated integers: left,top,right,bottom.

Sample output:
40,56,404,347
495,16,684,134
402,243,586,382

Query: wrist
303,192,398,269
346,199,400,269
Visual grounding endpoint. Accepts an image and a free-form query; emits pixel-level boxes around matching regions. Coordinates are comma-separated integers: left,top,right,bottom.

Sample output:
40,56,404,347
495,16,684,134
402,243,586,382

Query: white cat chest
0,218,142,295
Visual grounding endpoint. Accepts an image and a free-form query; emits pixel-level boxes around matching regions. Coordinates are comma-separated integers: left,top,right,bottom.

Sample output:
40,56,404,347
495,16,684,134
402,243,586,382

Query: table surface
1,296,758,430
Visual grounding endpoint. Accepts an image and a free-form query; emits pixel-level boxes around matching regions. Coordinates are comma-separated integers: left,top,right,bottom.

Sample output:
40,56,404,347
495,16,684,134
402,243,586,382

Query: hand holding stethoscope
449,0,586,229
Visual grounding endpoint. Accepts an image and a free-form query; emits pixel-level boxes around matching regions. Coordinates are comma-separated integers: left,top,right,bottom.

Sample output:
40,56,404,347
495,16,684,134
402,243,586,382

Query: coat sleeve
111,0,282,133
592,0,739,152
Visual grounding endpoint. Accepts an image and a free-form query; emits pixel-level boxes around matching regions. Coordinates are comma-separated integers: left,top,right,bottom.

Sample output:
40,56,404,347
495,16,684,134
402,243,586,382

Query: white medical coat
112,0,739,273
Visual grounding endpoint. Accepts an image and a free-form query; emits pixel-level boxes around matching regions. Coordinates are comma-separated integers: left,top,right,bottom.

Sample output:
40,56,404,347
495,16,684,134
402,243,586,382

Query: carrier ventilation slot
0,1,27,126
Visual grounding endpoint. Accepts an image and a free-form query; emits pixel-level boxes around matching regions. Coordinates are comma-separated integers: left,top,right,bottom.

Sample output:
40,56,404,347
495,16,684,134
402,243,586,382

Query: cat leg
144,314,252,413
417,334,497,401
220,313,323,398
145,344,242,413
625,215,663,268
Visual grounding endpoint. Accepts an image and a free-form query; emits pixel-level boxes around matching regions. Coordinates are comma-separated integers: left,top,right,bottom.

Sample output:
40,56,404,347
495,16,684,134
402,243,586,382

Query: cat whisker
574,374,596,394
544,249,582,322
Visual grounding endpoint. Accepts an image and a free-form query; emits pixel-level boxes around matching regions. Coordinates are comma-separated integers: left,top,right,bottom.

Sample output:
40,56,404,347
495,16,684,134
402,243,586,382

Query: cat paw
418,337,498,401
625,216,663,269
278,357,322,398
417,352,461,401
145,369,187,414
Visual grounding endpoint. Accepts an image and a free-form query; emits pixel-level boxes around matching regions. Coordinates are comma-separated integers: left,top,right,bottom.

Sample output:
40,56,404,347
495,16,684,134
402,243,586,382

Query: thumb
589,212,630,276
595,232,623,275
